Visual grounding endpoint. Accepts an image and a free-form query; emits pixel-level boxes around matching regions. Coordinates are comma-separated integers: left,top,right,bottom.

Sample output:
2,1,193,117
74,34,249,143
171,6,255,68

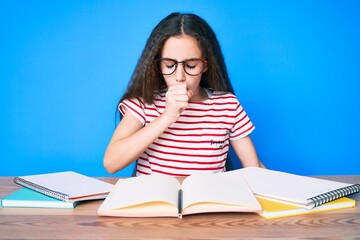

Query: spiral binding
307,183,360,208
13,177,70,202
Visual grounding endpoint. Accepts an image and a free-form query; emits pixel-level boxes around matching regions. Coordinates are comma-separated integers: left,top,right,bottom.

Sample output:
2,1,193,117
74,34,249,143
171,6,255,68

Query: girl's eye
162,60,176,69
185,64,196,69
165,64,175,69
184,60,200,70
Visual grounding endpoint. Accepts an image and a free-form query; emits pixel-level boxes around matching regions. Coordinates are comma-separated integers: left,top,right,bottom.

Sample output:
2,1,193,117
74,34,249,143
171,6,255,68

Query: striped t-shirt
119,89,255,177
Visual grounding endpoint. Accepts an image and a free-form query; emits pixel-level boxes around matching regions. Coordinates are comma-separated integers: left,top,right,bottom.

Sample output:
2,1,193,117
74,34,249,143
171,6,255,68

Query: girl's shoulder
121,89,166,109
121,96,145,106
206,89,238,101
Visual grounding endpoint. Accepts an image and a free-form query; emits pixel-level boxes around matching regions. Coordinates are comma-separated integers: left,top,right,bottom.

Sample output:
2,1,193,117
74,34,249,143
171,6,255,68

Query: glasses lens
158,59,177,75
183,59,205,76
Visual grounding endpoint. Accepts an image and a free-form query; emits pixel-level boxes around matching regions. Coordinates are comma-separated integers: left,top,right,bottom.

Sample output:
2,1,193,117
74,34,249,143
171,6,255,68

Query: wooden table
1,176,360,239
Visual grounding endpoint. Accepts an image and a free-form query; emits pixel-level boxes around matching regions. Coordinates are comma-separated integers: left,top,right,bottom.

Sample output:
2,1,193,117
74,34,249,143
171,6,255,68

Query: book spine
178,189,183,219
13,177,69,202
306,183,360,209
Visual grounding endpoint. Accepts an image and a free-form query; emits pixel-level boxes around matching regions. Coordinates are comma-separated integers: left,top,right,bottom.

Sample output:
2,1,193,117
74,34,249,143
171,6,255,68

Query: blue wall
1,1,359,177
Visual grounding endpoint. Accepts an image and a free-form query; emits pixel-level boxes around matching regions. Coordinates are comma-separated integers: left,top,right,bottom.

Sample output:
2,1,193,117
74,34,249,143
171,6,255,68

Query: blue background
1,0,359,177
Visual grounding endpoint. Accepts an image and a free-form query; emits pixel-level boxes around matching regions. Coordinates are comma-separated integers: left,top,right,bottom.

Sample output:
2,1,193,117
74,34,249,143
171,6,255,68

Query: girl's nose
175,65,186,82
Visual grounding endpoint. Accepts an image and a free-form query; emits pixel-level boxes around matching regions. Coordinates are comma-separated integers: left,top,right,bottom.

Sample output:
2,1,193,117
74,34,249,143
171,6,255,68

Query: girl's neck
189,87,208,102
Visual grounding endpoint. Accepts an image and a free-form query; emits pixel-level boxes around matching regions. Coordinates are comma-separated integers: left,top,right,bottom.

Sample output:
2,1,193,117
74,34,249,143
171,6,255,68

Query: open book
97,173,262,218
228,167,360,209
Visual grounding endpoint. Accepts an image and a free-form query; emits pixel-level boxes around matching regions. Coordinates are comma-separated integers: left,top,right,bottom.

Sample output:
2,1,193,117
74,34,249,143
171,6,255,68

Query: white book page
99,174,180,212
181,172,261,214
231,167,353,205
19,171,114,198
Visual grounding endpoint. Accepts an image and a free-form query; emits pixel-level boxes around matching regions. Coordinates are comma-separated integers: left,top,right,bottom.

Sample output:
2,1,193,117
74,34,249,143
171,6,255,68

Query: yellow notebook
257,196,356,219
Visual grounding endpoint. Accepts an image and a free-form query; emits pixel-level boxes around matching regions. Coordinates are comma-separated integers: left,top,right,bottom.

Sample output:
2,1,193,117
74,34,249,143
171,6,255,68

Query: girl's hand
162,84,193,124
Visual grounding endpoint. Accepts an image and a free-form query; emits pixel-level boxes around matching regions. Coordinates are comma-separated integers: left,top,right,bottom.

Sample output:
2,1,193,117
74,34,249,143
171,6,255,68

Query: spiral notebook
226,167,360,209
13,171,114,202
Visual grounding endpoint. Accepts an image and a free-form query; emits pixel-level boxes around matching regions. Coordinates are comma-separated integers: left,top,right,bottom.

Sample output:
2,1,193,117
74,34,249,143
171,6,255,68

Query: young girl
104,12,264,176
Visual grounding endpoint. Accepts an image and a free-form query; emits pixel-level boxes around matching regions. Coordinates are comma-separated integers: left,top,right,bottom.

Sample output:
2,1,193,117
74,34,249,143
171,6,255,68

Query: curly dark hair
118,12,234,106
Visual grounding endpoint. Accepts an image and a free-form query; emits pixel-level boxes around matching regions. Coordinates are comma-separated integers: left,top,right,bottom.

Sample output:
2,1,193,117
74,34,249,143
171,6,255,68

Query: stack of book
0,171,114,209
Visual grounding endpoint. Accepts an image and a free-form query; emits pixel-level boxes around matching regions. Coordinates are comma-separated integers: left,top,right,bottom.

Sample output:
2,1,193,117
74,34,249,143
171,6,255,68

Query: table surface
1,175,360,239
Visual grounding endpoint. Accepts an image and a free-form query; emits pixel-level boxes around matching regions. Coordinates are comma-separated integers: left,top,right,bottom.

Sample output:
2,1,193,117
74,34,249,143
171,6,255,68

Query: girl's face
160,34,207,99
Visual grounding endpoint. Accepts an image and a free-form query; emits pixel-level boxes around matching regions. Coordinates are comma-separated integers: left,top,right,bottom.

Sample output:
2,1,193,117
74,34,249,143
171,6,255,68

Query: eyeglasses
154,58,207,76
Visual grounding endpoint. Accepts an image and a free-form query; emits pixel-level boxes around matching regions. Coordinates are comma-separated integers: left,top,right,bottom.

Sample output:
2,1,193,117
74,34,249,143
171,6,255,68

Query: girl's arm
230,136,266,168
103,84,192,174
103,110,173,173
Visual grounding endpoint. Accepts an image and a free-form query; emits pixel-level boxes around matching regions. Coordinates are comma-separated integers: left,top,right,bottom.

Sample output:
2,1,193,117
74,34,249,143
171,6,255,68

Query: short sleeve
229,100,255,141
119,98,146,126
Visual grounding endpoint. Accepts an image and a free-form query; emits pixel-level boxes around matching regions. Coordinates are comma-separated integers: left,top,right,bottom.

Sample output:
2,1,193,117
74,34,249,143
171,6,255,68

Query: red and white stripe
119,89,255,176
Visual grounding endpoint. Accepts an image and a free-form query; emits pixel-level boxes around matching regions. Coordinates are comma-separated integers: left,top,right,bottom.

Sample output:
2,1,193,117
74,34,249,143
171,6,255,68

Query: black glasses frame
154,58,207,76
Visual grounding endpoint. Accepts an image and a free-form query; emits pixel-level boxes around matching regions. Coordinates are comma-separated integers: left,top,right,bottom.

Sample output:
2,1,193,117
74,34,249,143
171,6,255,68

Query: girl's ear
203,61,208,73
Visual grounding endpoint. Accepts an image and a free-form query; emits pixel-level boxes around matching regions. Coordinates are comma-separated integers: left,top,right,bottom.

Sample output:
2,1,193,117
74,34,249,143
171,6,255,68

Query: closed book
257,196,356,219
13,171,114,202
1,188,78,209
228,167,360,209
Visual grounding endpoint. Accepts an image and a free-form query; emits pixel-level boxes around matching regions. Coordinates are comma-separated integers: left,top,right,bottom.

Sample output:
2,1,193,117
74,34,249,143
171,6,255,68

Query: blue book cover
1,188,78,209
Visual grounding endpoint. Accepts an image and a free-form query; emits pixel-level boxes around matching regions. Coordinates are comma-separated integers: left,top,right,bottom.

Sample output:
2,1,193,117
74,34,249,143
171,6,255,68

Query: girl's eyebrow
159,57,203,62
